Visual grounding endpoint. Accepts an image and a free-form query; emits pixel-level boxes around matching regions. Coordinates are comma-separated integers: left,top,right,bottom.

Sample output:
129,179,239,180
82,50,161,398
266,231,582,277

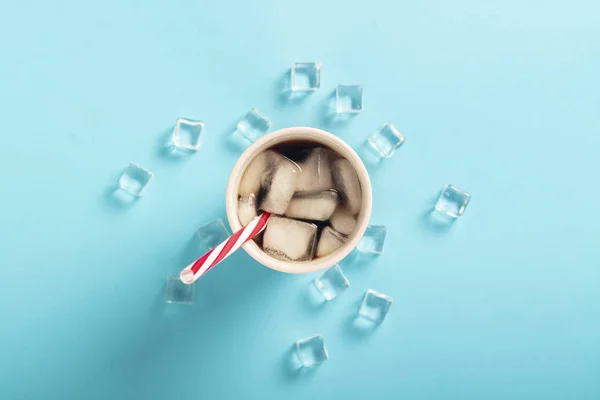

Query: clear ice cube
118,163,153,197
316,226,346,258
262,216,317,261
238,194,258,226
332,159,362,215
357,225,386,254
359,289,393,323
259,155,300,214
165,274,194,304
291,62,321,91
235,108,272,144
296,335,328,367
197,218,230,251
329,207,357,236
368,123,404,158
284,190,339,221
314,265,349,300
295,147,335,192
172,118,204,151
435,184,471,218
336,85,363,114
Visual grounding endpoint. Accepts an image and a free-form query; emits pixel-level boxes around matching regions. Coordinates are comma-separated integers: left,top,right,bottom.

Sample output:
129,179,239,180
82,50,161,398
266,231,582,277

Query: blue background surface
1,1,599,399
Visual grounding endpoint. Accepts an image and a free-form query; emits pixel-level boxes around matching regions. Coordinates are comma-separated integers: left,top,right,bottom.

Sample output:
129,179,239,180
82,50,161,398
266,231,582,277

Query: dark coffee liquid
270,140,331,164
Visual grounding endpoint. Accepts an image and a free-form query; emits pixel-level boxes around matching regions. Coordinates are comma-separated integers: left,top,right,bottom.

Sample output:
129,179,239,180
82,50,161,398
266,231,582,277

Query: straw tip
180,269,195,285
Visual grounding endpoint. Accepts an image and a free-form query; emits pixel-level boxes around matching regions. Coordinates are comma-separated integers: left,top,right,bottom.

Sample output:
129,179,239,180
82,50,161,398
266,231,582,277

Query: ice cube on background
359,289,393,323
296,335,328,367
238,194,258,226
357,225,386,254
329,207,357,236
368,123,404,158
118,163,153,197
197,218,231,251
295,148,334,192
284,190,339,221
165,274,194,304
314,265,349,300
262,216,317,261
291,62,321,91
435,184,471,218
172,118,204,151
235,108,272,144
336,85,363,114
316,226,346,258
259,156,300,214
332,159,362,214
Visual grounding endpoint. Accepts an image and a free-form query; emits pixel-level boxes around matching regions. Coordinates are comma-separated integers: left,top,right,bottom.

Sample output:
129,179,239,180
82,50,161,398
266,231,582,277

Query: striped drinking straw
179,212,271,284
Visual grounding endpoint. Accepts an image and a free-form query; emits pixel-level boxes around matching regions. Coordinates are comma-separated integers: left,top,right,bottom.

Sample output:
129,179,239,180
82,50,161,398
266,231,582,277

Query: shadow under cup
225,127,373,274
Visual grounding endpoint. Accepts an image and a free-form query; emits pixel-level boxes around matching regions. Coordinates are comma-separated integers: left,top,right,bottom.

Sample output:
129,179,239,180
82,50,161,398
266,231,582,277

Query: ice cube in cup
316,226,346,258
263,216,317,261
238,193,258,226
285,189,339,221
295,147,334,192
259,155,300,215
238,150,285,197
238,151,269,196
332,159,362,215
329,207,357,236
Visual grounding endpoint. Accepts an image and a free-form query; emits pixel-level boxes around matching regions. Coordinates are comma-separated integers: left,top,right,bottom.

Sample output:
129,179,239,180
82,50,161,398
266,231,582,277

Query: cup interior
226,127,372,274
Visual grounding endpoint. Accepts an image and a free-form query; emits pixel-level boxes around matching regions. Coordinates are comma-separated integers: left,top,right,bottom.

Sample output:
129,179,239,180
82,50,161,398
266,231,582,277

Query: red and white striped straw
179,212,271,284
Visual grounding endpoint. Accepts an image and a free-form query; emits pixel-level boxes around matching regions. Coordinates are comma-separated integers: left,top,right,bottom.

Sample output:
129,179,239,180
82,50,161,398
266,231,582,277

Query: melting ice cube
316,226,346,258
259,155,300,214
332,159,362,215
262,216,317,261
238,193,258,226
329,207,357,236
284,189,338,221
295,148,334,192
238,151,273,196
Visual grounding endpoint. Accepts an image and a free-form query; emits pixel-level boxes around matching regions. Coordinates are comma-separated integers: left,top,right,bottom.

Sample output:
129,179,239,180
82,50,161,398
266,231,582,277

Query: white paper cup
225,127,372,274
